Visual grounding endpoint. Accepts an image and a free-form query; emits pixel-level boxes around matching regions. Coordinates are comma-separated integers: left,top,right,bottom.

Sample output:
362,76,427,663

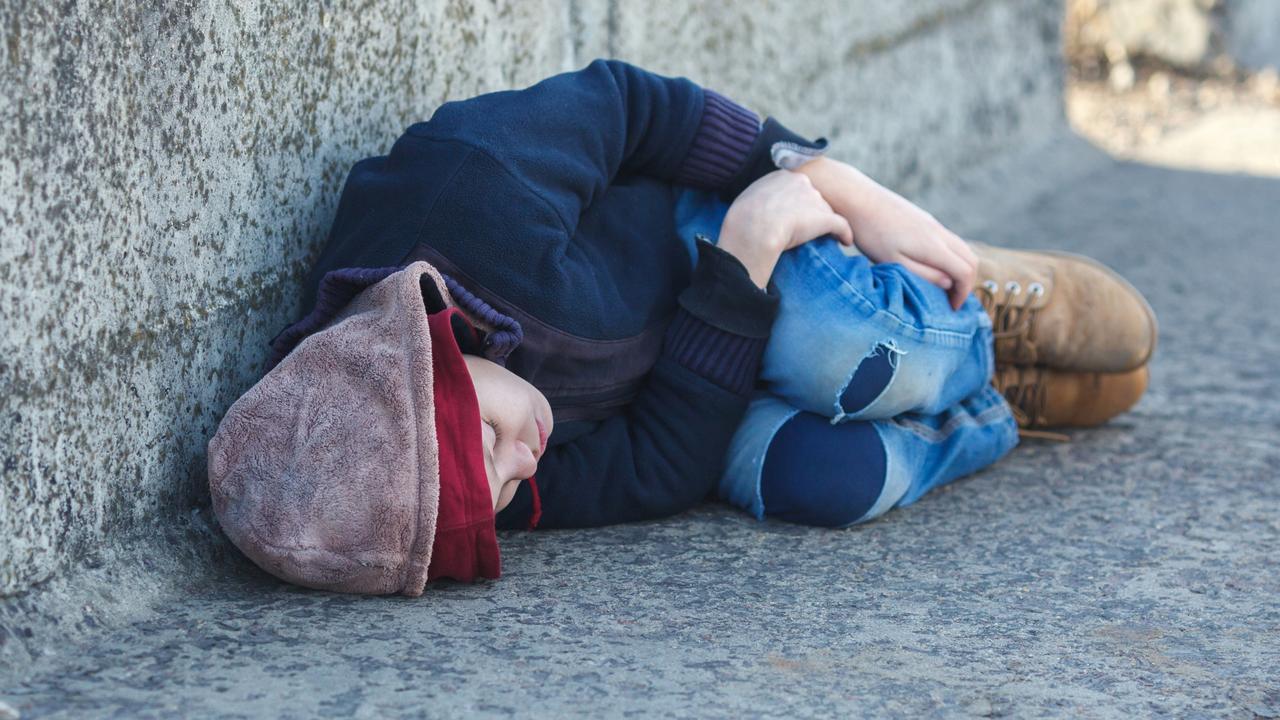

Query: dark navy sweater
299,60,825,529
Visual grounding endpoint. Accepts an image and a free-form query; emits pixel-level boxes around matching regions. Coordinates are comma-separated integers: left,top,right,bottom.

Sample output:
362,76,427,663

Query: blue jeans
675,188,1019,527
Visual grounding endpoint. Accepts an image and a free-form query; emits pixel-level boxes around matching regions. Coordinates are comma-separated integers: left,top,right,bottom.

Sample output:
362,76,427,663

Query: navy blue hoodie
298,60,826,529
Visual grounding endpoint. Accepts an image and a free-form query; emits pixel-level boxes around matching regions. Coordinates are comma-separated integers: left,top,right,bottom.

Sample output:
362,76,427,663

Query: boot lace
976,280,1046,364
993,366,1069,442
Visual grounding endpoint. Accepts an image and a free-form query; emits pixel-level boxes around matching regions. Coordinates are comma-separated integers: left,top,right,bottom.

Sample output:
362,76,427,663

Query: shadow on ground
2,139,1278,718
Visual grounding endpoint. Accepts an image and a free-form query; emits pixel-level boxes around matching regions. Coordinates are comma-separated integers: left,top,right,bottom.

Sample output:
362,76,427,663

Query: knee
759,413,888,527
837,342,898,416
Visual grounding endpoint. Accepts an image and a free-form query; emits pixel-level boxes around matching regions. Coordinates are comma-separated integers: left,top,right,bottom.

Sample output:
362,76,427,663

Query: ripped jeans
675,189,1019,527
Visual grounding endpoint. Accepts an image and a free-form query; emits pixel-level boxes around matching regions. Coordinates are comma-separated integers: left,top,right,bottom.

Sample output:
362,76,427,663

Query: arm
796,157,979,310
409,59,828,233
495,172,852,528
305,59,828,307
496,242,775,528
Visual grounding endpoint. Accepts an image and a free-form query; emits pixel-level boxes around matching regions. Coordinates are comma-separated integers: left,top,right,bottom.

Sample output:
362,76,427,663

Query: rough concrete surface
0,0,1066,601
0,0,575,599
586,0,1065,198
2,135,1278,718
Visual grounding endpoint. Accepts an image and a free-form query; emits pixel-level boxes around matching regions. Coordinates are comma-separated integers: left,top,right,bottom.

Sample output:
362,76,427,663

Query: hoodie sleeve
495,241,778,529
409,59,826,229
303,58,827,309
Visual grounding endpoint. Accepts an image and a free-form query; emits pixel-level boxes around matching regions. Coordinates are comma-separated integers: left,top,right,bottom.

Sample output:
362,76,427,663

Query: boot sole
1032,249,1159,371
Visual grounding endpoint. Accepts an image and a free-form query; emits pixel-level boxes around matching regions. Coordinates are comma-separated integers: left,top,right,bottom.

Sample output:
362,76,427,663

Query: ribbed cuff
678,241,779,339
664,309,767,397
672,89,761,190
721,117,829,200
666,241,779,396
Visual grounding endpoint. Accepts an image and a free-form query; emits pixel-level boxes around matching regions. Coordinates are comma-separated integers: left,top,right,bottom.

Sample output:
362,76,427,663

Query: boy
208,60,1153,594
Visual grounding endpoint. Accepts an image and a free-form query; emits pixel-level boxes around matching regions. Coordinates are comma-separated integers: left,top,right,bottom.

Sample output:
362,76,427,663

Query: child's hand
718,170,854,287
797,157,979,310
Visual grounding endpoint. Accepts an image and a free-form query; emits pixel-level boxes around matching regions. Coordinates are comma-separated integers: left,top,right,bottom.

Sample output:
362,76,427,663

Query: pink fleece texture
208,261,457,596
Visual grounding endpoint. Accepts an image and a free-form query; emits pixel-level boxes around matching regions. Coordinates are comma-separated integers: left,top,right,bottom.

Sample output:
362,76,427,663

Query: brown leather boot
993,364,1149,431
971,242,1158,373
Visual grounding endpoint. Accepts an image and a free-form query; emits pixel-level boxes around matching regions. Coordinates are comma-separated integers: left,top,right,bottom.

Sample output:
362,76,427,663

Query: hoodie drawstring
526,476,542,530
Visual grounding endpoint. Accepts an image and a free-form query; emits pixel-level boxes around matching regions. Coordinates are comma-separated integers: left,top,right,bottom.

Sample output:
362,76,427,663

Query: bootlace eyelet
982,280,1000,293
1028,282,1045,296
1005,281,1022,296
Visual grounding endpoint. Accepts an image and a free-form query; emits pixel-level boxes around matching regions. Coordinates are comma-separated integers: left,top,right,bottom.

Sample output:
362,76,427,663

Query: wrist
715,234,781,289
798,157,877,217
717,207,786,287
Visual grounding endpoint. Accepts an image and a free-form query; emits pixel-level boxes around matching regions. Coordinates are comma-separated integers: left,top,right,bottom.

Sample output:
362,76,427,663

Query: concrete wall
0,0,1066,599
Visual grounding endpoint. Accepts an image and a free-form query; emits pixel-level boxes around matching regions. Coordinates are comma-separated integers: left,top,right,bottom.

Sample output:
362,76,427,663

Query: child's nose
514,441,539,481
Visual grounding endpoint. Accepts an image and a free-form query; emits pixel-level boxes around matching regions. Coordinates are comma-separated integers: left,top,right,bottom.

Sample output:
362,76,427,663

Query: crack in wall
844,0,1007,62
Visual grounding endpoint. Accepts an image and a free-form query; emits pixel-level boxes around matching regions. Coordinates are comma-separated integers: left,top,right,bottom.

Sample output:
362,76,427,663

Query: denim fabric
674,188,1019,525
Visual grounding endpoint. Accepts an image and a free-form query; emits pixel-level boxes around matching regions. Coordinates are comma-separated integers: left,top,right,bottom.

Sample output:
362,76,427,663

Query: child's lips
535,417,549,455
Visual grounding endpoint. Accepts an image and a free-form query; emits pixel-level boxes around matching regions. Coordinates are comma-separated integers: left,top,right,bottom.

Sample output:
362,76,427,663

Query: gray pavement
3,139,1279,718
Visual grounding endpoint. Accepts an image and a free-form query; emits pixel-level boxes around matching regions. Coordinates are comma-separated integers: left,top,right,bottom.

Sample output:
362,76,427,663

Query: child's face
462,356,553,512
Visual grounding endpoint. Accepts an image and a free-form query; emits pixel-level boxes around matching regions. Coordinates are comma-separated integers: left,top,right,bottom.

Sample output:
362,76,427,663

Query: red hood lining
425,309,501,583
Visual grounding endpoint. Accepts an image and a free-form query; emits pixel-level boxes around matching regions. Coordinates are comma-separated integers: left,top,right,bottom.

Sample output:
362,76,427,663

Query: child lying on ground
207,60,1156,595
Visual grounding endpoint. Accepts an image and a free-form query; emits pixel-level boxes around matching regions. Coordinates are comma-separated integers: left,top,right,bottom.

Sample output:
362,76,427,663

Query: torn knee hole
838,340,906,415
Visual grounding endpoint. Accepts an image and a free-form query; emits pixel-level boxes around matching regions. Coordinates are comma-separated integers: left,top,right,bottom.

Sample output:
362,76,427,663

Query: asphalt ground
3,132,1278,718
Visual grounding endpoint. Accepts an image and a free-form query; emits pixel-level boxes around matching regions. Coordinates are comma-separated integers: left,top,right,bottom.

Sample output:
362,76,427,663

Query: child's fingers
931,239,977,310
950,268,976,310
808,190,860,245
826,212,855,246
942,246,977,308
807,193,854,246
899,258,952,290
920,243,976,304
795,209,854,248
949,234,979,273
